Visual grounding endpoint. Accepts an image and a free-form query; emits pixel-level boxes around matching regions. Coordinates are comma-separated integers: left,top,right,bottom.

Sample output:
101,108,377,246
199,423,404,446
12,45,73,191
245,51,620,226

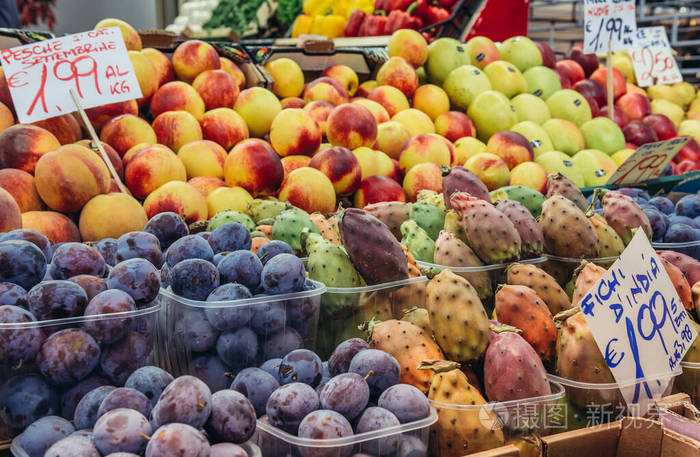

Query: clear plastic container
427,382,565,457
540,254,620,287
0,304,161,437
653,241,700,261
155,281,325,390
255,407,438,457
674,361,700,407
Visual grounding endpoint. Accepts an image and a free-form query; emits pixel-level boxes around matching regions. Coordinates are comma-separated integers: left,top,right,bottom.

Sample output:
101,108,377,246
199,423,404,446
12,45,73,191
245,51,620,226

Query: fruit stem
553,306,581,323
490,323,522,334
417,359,461,373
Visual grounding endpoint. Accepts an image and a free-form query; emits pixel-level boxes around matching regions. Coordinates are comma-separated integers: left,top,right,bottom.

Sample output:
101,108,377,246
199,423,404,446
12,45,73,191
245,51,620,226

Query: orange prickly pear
506,263,572,315
659,257,693,311
309,212,341,245
571,261,607,306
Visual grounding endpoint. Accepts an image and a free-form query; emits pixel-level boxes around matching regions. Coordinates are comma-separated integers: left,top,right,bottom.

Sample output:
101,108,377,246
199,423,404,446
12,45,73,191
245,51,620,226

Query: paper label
630,26,683,87
606,137,691,186
583,0,637,54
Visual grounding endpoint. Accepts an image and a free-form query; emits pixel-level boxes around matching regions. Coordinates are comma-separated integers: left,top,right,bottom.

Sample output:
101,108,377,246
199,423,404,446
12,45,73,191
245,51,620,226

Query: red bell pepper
413,0,429,19
344,10,367,37
358,11,387,36
423,5,450,26
386,3,423,33
374,0,387,11
386,0,415,11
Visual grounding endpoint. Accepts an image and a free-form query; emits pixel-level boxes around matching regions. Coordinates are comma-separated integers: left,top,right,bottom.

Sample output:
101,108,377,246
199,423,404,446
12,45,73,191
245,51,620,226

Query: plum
231,367,280,417
151,375,212,429
93,408,151,455
266,382,319,434
377,384,431,423
125,366,174,407
328,338,369,377
320,373,370,420
20,415,75,457
144,212,189,249
207,389,257,443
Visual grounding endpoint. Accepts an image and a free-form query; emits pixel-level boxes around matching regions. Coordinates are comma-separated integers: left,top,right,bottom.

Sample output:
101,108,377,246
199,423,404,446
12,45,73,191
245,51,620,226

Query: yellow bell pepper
350,0,374,14
303,0,333,15
291,14,313,37
310,14,346,38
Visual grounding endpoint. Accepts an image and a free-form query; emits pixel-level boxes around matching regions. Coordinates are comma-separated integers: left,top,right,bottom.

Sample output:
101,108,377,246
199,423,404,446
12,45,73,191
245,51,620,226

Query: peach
616,92,651,121
354,175,407,207
434,111,474,142
376,121,411,160
412,84,450,121
152,111,203,152
353,146,379,180
464,36,500,69
220,57,246,90
555,60,585,85
0,125,60,174
509,162,547,193
206,186,253,217
627,82,647,97
85,100,138,132
0,187,21,231
304,101,334,136
34,144,111,212
150,81,206,120
192,69,239,110
309,146,362,196
368,86,410,118
387,29,428,68
453,136,486,166
32,114,82,145
281,97,306,109
123,143,155,167
376,57,418,97
590,66,627,100
465,152,511,190
402,162,442,201
352,99,390,125
278,167,336,213
281,155,312,177
78,193,148,241
188,176,226,197
486,131,534,169
75,140,124,179
321,65,360,96
142,47,174,88
0,168,42,212
428,133,455,163
124,145,186,200
178,140,227,179
356,80,378,98
95,18,141,50
144,181,208,223
270,109,322,157
100,114,157,157
21,211,80,242
172,40,221,83
392,109,435,136
0,101,13,133
327,104,377,150
0,67,13,114
200,108,250,151
225,139,284,195
129,50,158,107
398,134,452,173
303,77,350,106
376,150,402,182
234,87,282,138
265,58,305,98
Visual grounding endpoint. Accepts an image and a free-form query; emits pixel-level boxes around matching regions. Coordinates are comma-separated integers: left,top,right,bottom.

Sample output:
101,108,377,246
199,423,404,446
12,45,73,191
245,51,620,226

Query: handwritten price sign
606,137,691,186
580,230,697,412
584,0,637,54
0,27,142,124
630,26,683,87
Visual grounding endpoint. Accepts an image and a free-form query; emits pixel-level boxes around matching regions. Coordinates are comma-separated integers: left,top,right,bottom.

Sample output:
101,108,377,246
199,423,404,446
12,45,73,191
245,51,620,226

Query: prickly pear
442,166,491,209
546,173,588,212
410,200,445,240
491,185,546,219
433,230,492,301
256,224,272,238
540,194,600,259
495,199,544,259
271,208,320,253
401,220,435,263
401,307,432,335
364,201,411,241
443,209,468,243
657,250,700,286
571,261,606,306
506,263,572,315
309,212,341,245
247,199,286,223
417,189,446,211
659,257,693,311
208,210,255,232
596,189,652,244
587,212,625,257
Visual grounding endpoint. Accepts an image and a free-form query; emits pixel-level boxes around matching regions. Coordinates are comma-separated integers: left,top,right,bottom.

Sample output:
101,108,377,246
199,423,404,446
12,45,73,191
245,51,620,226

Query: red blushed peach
32,114,82,145
122,143,156,167
465,152,511,190
220,57,246,90
100,114,157,157
22,211,80,242
485,131,534,169
78,193,148,241
200,108,250,151
206,186,253,216
108,179,130,195
428,133,455,165
375,151,401,182
281,155,311,177
281,97,306,109
398,134,452,173
402,162,442,201
172,40,221,84
376,57,419,97
270,109,322,157
392,109,435,136
434,111,474,142
95,18,142,50
590,66,627,100
327,104,378,150
234,87,282,138
0,187,21,231
188,176,226,197
509,162,547,193
0,101,13,133
278,167,336,213
354,175,407,207
0,168,42,212
178,140,227,179
387,29,428,68
225,139,284,196
142,47,174,88
0,125,60,174
129,50,158,107
321,65,359,96
0,67,13,114
412,84,450,121
124,146,187,200
356,80,378,98
143,181,208,223
85,100,138,132
309,146,362,197
34,144,111,213
152,111,203,152
75,140,124,180
368,86,410,118
150,81,206,121
352,99,390,124
616,92,652,121
375,121,411,160
193,69,239,111
304,101,334,136
303,77,350,106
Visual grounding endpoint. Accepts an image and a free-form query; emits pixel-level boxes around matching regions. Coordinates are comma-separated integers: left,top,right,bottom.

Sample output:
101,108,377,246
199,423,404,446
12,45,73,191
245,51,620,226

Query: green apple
545,89,592,127
483,61,527,98
425,38,472,86
511,94,551,124
416,66,427,85
443,65,492,110
510,121,554,157
580,117,625,155
523,66,562,100
542,118,585,156
535,150,585,187
498,35,543,72
467,90,518,142
572,149,615,187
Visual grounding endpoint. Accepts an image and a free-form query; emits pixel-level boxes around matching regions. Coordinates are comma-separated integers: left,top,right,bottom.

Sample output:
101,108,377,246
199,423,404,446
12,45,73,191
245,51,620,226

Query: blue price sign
583,0,637,54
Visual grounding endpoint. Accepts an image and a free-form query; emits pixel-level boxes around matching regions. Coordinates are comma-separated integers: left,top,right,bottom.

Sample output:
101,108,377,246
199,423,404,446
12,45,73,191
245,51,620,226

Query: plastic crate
653,240,700,262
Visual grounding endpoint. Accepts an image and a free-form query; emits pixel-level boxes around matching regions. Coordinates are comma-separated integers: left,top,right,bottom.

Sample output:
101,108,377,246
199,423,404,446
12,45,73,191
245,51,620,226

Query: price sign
630,26,683,87
583,0,637,54
606,137,691,186
579,230,697,412
0,28,142,124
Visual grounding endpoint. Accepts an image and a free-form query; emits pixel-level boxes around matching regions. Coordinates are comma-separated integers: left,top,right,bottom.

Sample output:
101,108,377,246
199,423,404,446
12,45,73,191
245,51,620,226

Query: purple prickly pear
495,199,544,259
540,194,599,259
433,230,492,301
546,173,588,211
484,326,551,402
596,189,652,245
442,166,491,210
363,201,411,240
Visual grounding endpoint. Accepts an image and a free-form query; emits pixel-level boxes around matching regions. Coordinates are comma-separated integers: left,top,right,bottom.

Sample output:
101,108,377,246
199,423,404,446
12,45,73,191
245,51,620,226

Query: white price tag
583,0,637,54
630,26,683,87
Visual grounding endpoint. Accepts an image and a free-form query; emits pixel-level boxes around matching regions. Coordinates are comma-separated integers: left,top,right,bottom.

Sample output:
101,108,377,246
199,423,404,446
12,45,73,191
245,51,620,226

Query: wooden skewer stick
606,39,614,121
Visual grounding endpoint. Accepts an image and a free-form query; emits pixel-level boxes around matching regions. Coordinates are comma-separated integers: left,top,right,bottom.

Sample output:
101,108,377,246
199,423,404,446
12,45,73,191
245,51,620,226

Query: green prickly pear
434,230,492,302
401,220,435,263
417,189,446,210
409,200,445,240
491,185,546,218
207,210,255,232
247,198,287,223
271,208,320,253
443,209,468,243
